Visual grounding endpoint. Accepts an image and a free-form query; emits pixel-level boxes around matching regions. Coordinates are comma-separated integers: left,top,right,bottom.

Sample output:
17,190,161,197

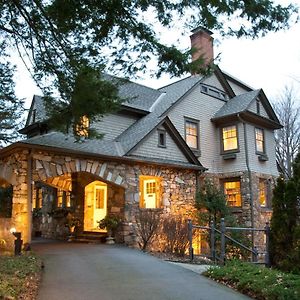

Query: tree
270,153,300,273
0,1,297,138
274,86,300,179
0,61,24,146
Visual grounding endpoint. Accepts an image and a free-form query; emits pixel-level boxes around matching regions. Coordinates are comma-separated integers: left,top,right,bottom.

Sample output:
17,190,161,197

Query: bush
135,209,162,251
161,216,189,256
205,260,300,300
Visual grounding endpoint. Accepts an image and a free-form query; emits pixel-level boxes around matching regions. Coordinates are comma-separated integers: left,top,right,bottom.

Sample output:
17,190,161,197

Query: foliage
0,1,297,138
274,86,300,179
195,178,228,225
205,260,300,300
65,212,81,229
195,179,251,260
270,153,300,273
135,209,162,251
161,215,189,257
0,185,13,218
0,60,24,146
0,253,42,299
98,215,121,234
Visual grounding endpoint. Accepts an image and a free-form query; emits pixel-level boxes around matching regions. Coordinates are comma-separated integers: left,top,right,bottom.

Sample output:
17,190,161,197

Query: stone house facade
0,27,281,253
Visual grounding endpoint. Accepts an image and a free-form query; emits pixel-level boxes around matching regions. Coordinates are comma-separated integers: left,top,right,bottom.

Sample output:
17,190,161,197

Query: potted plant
98,215,121,244
65,212,81,241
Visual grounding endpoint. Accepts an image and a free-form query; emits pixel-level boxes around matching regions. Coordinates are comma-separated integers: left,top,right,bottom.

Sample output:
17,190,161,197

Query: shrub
161,216,189,256
135,209,162,251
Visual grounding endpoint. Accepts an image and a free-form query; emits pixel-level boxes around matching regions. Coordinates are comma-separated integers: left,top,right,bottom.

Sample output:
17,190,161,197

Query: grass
0,253,42,299
204,260,300,300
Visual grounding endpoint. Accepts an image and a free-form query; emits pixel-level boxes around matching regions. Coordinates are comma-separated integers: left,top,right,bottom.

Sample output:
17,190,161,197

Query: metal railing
188,218,270,267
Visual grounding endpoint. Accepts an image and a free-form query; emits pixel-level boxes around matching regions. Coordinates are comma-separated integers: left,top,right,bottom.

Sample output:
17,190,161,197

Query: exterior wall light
10,227,23,256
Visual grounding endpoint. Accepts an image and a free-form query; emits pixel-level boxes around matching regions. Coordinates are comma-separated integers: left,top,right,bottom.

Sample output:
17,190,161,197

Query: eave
211,111,282,129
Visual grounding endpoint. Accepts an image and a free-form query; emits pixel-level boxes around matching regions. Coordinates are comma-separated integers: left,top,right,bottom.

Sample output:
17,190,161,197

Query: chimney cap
191,26,213,36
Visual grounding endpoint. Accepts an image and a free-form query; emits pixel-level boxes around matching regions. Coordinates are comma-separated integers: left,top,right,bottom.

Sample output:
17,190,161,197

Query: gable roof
211,89,282,129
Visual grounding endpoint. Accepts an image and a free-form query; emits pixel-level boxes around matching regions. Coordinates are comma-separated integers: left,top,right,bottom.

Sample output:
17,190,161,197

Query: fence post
210,220,215,262
264,222,271,267
220,218,226,265
188,219,194,261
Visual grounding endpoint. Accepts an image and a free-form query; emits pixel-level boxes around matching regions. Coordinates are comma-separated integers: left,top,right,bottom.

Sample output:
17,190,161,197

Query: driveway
33,240,251,300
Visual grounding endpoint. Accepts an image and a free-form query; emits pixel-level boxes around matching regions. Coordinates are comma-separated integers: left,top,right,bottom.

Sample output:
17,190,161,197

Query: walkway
33,240,251,300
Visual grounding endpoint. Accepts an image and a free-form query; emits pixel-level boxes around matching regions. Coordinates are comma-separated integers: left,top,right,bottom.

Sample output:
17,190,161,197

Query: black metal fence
188,218,270,267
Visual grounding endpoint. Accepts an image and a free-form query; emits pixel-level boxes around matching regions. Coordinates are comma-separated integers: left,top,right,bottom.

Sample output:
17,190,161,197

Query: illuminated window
139,176,161,209
34,188,43,209
224,180,241,207
95,187,105,209
222,125,238,152
185,119,199,149
76,115,89,137
57,189,71,208
255,128,265,153
259,179,267,207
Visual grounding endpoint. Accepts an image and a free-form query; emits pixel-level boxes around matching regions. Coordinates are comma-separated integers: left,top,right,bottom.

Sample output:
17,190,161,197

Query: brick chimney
190,26,214,73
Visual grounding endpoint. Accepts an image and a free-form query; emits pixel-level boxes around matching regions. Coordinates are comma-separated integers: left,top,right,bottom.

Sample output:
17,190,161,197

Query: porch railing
188,218,270,267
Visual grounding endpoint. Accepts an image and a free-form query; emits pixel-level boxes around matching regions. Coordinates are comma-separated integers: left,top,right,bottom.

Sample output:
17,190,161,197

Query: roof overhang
211,111,282,129
0,141,204,171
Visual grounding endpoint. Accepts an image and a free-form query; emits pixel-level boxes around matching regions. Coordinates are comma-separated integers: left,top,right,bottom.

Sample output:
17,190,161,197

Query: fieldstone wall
201,171,276,252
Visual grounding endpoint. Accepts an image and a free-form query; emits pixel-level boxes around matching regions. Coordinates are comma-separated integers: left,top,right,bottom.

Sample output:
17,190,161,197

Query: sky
14,3,300,109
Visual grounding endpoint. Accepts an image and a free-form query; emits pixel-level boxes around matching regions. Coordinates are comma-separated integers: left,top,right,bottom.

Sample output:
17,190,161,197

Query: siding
130,127,189,163
245,124,278,176
167,80,248,173
247,99,269,118
93,113,139,140
227,79,250,96
203,75,226,91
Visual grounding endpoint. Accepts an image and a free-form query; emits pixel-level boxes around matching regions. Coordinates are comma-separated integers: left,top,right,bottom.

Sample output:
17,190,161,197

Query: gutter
237,113,255,248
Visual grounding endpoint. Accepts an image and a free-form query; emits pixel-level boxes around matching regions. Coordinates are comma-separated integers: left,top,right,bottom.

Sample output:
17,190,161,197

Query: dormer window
201,84,227,101
76,115,89,137
157,129,166,148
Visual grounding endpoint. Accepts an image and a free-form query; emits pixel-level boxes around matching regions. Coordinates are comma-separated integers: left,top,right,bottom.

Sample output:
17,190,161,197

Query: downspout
237,114,254,247
27,150,33,245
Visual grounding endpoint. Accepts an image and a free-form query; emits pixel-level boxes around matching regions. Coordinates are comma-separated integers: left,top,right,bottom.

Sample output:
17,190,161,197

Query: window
76,115,89,137
139,176,161,209
57,189,71,208
185,119,199,149
157,129,166,148
0,185,13,218
201,84,227,100
256,99,260,114
255,128,265,153
259,179,267,207
222,125,238,152
224,180,241,207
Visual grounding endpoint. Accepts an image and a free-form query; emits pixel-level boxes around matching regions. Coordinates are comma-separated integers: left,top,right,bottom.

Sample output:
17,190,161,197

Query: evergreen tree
270,153,300,273
0,1,297,138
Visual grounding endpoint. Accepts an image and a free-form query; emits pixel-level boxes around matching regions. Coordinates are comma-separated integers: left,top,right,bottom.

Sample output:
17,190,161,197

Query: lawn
0,253,42,300
204,260,300,300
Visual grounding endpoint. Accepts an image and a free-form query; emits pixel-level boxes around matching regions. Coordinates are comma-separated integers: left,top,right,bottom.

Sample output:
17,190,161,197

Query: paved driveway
33,240,251,300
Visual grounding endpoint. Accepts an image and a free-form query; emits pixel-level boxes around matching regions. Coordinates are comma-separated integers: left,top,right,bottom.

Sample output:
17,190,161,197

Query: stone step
74,231,107,243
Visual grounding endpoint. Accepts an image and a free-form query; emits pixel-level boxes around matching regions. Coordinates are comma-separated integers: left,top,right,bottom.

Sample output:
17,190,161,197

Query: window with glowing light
255,128,265,153
259,179,267,207
76,115,89,137
139,176,161,209
185,118,199,150
222,125,238,152
223,180,241,207
57,189,71,208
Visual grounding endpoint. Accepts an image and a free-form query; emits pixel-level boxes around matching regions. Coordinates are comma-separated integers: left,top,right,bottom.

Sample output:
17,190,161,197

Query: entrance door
143,179,156,208
94,185,107,230
84,181,107,232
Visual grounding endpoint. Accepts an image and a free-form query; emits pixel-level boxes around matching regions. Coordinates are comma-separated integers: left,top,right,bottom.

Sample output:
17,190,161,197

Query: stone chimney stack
190,26,214,72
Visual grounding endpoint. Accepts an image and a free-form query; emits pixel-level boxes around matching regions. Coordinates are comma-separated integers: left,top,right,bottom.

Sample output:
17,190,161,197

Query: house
0,27,281,252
